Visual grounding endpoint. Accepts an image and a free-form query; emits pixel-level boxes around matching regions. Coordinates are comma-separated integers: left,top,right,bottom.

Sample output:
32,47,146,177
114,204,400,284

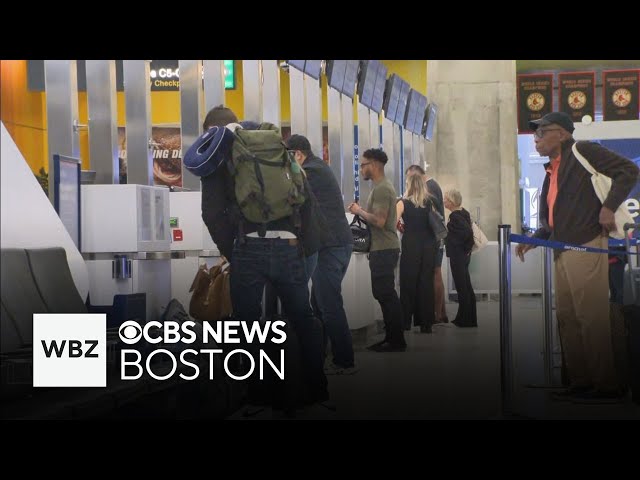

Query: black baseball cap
529,111,575,133
286,134,312,152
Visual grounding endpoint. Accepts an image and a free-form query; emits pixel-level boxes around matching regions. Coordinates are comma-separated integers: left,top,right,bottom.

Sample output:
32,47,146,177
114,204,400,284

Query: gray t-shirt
366,177,400,251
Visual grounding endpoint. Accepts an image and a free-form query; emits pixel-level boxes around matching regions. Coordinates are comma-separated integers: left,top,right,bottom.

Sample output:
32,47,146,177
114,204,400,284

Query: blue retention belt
509,233,638,255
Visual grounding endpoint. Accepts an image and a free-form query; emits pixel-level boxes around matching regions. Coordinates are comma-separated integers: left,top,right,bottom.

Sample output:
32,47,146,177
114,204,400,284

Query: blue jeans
264,252,317,318
311,245,354,368
230,237,327,398
305,253,318,282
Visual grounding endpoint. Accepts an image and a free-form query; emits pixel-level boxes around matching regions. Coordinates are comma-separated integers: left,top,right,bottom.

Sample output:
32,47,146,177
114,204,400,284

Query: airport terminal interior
1,60,639,420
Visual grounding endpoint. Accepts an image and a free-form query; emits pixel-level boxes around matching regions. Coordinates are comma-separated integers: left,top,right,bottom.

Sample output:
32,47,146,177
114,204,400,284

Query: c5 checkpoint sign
33,314,106,387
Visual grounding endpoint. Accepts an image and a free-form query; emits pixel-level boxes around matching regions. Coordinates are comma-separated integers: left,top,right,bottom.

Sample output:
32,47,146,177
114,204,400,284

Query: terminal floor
229,296,640,420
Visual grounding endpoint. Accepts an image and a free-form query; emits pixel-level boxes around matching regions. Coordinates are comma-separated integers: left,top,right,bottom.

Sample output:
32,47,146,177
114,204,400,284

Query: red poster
117,126,183,187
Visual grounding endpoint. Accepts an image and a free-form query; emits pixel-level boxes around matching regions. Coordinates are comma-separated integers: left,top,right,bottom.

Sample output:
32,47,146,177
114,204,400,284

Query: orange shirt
545,154,561,228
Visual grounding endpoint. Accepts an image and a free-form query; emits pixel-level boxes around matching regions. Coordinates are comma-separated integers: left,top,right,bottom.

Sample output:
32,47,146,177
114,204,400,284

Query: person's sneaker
369,341,406,353
366,340,387,351
324,363,359,375
550,385,593,402
324,363,344,375
570,389,627,405
340,366,359,375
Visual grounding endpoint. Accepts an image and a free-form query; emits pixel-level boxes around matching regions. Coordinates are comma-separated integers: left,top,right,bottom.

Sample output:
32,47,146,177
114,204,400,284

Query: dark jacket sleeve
201,166,238,261
575,141,640,212
532,171,552,240
446,211,473,254
299,176,331,257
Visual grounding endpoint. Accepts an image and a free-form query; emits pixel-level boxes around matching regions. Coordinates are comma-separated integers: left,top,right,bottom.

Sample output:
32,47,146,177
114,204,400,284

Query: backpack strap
571,142,597,175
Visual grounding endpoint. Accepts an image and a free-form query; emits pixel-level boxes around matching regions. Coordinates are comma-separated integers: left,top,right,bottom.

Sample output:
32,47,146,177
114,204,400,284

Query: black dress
399,198,438,330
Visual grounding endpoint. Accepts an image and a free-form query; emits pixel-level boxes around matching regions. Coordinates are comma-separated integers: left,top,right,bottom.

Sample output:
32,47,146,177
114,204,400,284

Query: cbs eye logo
119,321,143,344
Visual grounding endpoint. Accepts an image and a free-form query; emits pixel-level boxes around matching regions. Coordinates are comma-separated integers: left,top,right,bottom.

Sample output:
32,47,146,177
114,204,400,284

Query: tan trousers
555,234,618,391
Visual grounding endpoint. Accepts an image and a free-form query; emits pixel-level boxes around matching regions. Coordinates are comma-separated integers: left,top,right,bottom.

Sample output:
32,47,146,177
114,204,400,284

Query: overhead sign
149,60,236,91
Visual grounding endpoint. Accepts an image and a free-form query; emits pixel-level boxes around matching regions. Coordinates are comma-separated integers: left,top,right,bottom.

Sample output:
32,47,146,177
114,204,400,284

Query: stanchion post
498,224,513,415
542,246,554,385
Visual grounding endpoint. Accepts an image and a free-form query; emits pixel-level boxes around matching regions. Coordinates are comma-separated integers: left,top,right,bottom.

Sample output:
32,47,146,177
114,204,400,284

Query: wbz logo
41,339,99,358
33,314,106,387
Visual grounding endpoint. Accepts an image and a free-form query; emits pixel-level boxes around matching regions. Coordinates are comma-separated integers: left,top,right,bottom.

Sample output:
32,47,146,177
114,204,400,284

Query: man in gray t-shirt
349,148,406,352
367,178,400,251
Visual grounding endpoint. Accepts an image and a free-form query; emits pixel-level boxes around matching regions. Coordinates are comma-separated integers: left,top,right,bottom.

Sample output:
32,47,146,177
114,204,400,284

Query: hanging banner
517,74,554,133
117,126,183,187
603,70,640,121
558,71,595,122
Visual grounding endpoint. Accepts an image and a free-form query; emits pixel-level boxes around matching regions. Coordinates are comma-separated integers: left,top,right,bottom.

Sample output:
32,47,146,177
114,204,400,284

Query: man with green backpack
190,105,328,411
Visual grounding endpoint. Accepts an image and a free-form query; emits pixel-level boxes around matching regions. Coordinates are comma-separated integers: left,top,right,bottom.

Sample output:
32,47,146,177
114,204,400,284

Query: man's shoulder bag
350,215,371,253
572,142,635,240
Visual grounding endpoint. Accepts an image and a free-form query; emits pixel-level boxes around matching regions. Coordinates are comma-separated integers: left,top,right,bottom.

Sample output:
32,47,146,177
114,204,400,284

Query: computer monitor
304,60,322,80
414,94,428,134
53,154,82,250
326,60,347,92
287,60,306,73
404,89,420,133
357,60,378,109
423,102,438,141
394,79,410,126
370,63,388,114
383,74,402,122
342,60,360,99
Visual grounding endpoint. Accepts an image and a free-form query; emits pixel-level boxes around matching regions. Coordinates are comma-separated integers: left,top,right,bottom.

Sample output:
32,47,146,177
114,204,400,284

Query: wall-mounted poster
603,70,640,121
558,71,595,122
517,74,554,133
118,126,183,187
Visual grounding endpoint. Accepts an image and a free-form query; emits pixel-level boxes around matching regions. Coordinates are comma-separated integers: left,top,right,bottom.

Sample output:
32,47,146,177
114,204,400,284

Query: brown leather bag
189,258,232,321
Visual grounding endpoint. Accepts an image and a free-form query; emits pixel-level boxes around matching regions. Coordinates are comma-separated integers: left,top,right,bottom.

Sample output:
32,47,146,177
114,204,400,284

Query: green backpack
229,123,306,226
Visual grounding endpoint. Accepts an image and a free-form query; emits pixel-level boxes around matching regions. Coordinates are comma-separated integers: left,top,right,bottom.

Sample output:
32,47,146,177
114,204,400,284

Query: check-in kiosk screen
53,154,81,250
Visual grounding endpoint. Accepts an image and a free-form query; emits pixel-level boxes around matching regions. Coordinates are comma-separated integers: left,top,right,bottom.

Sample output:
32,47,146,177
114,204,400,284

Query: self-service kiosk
81,184,171,320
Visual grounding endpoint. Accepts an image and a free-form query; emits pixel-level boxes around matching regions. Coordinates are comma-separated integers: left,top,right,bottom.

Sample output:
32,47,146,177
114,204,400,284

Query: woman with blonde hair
444,188,477,327
396,172,438,333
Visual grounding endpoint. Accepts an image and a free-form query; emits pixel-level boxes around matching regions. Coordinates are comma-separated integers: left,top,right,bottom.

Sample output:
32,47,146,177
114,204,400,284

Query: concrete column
426,60,519,239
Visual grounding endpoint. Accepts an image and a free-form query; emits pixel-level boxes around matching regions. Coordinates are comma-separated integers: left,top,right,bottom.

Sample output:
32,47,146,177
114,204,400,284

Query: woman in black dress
396,173,438,333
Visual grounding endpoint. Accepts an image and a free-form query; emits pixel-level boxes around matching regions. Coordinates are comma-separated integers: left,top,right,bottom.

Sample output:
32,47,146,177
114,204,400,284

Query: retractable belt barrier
510,233,638,255
498,223,637,417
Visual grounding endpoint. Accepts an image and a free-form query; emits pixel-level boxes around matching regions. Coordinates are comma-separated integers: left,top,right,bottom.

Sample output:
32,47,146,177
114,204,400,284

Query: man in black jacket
516,111,639,403
287,135,356,374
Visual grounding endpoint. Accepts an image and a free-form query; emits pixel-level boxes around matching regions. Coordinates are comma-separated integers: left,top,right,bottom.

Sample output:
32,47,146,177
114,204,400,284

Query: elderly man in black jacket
516,111,639,404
